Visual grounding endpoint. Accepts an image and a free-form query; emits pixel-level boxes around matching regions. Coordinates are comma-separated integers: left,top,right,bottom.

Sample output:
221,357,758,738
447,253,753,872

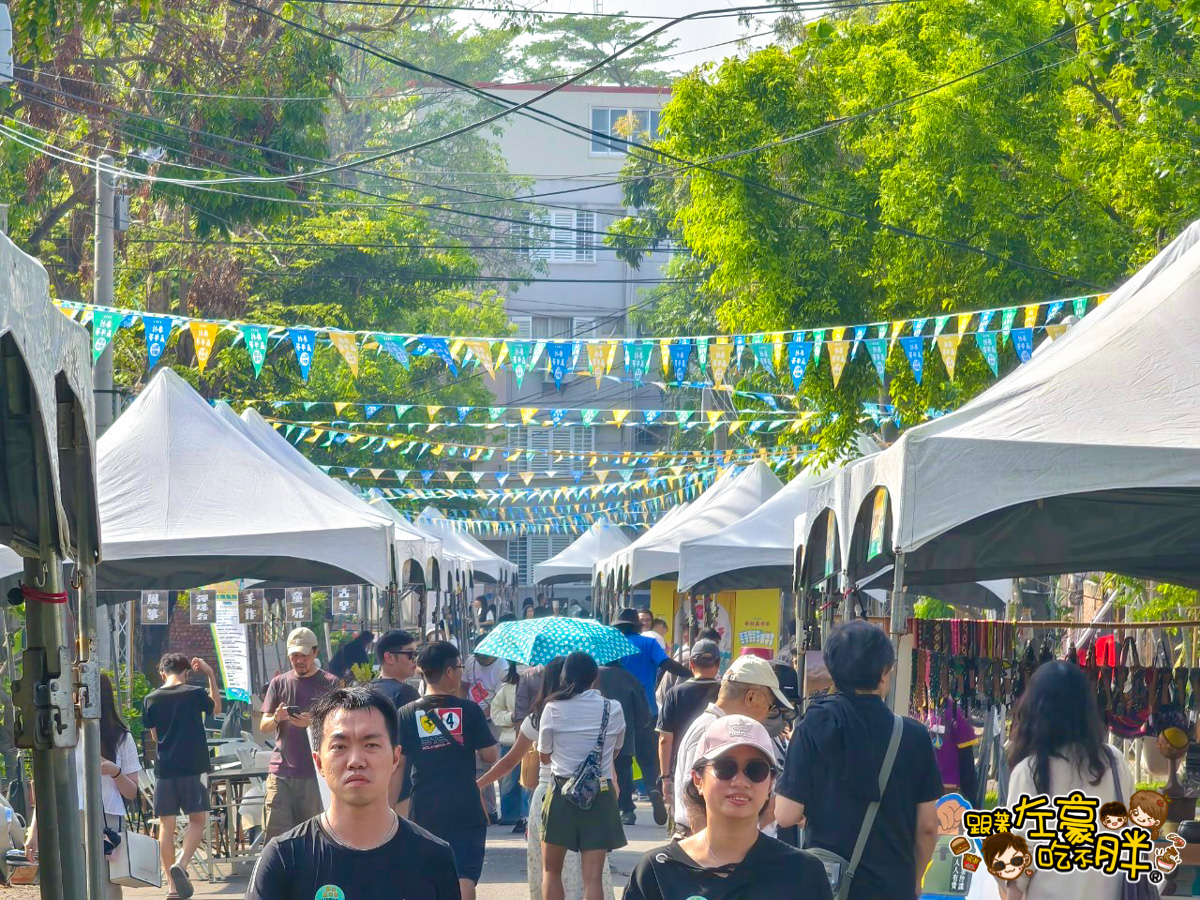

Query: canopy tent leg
886,551,908,713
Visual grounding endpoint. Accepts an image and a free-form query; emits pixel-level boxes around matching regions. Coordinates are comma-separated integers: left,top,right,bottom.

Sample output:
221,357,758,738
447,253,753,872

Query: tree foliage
612,0,1200,461
515,13,680,86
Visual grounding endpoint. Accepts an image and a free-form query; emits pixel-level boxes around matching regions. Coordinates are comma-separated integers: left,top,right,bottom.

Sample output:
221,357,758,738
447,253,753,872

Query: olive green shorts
541,776,627,853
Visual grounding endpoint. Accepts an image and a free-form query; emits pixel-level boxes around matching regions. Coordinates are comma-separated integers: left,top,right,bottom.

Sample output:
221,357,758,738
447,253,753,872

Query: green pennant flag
1001,307,1017,341
241,324,270,377
581,409,600,427
488,407,505,421
91,309,124,360
394,405,412,420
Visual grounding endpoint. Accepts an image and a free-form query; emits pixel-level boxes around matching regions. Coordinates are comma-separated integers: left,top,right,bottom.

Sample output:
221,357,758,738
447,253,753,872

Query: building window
509,535,575,586
507,425,596,474
525,210,596,263
590,107,662,155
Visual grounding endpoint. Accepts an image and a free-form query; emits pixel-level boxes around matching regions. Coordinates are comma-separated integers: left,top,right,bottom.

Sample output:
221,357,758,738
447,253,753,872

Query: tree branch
26,181,91,247
1071,74,1124,130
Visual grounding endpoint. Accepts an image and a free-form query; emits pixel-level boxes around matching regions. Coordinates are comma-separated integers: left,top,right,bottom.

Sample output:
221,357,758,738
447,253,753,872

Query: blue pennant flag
143,315,174,370
1011,327,1035,363
978,310,996,332
376,335,411,370
364,404,382,420
417,337,457,375
421,470,435,485
288,328,316,381
546,341,574,390
495,472,510,488
1045,300,1065,322
899,336,925,384
733,334,746,368
668,341,693,384
572,471,584,485
851,325,867,359
551,409,567,425
457,406,472,423
786,340,812,389
864,339,888,383
644,410,662,425
976,330,1000,376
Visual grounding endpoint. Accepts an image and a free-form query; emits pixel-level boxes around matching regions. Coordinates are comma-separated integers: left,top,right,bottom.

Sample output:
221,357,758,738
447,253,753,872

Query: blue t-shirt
618,632,668,714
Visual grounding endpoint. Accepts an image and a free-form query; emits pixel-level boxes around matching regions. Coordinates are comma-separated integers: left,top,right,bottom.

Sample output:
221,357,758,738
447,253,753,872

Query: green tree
515,13,680,86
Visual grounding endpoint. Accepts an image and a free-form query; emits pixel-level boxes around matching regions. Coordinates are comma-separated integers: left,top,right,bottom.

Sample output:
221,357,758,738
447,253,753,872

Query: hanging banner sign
899,336,925,384
936,334,963,381
668,341,693,384
509,342,532,388
626,341,652,385
786,340,812,389
332,585,361,619
586,342,609,387
975,330,1000,376
242,324,270,377
190,321,220,374
376,335,411,370
190,588,215,625
867,490,888,560
143,315,173,370
1000,307,1017,341
91,309,123,360
329,332,360,378
1011,327,1035,363
211,586,251,703
288,328,317,381
865,339,888,383
140,589,167,626
465,340,495,378
752,342,775,374
285,586,313,623
709,342,732,387
239,588,265,625
546,341,574,390
828,340,850,387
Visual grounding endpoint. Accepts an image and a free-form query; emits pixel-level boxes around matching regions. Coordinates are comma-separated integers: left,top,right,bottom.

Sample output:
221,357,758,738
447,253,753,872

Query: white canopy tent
594,500,690,594
533,518,632,586
599,461,783,590
414,507,517,585
805,220,1200,588
0,368,397,590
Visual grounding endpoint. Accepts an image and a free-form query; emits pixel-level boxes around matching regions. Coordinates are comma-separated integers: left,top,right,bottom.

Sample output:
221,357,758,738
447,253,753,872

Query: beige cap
722,654,793,710
286,626,319,655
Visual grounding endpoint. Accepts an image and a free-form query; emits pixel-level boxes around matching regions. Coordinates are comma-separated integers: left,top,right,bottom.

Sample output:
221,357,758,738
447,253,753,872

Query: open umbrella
473,617,638,666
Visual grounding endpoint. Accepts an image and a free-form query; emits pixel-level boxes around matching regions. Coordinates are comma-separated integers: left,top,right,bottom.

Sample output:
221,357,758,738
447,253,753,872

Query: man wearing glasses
371,629,421,815
396,641,499,900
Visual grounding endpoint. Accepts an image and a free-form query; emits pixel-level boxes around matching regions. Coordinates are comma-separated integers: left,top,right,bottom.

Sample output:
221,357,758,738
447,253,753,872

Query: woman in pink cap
624,715,832,899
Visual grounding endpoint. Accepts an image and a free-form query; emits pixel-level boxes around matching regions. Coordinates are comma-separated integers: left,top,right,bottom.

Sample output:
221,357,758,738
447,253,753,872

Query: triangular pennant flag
416,336,458,375
864,339,888,383
889,320,905,351
1011,327,1035,363
851,325,867,359
546,341,575,390
733,334,746,369
394,405,412,420
426,406,442,422
696,337,709,368
706,410,723,428
956,313,973,335
519,407,538,426
936,334,963,380
288,327,317,380
509,342,532,388
933,316,950,338
659,339,673,380
610,409,631,426
465,340,496,378
495,472,510,487
811,329,825,364
519,472,535,486
1022,304,1039,329
580,408,600,428
457,406,472,423
911,318,928,337
709,341,732,387
786,340,812,389
1044,324,1068,341
470,471,486,484
376,334,411,370
975,330,1000,376
752,341,775,374
328,331,360,377
364,404,382,420
1045,300,1065,322
144,315,174,370
676,411,694,428
625,341,652,385
978,310,996,332
91,309,124,360
1000,307,1017,341
828,341,850,388
190,321,221,374
1072,297,1089,319
594,470,609,484
550,409,567,426
488,407,505,422
900,336,926,382
643,410,662,425
586,342,608,388
334,402,350,416
668,341,693,384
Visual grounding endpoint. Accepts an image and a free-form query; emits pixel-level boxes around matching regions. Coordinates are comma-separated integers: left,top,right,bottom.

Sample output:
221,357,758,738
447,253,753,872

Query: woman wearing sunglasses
625,716,832,900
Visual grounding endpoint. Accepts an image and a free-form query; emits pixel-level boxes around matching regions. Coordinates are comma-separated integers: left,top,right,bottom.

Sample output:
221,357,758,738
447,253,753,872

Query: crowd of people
22,599,1153,900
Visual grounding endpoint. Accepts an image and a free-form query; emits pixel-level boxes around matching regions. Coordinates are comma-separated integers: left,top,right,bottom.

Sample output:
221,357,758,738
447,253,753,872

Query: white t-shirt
75,731,141,818
645,630,668,651
672,703,725,824
537,690,626,779
520,716,551,785
463,655,507,716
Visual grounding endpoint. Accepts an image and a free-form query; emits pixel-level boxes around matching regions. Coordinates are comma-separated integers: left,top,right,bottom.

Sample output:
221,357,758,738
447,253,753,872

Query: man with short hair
246,686,461,900
372,629,421,813
596,660,651,826
775,620,943,900
144,653,221,900
396,642,499,900
670,654,792,836
260,627,339,841
657,638,722,797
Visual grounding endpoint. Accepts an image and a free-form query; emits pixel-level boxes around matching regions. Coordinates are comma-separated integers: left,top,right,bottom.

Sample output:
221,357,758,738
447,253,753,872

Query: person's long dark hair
1008,660,1108,794
503,661,520,686
542,651,598,706
530,657,567,729
99,673,130,762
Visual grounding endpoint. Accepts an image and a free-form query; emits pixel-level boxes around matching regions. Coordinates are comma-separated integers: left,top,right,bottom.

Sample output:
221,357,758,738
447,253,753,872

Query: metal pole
93,155,115,435
76,409,107,900
886,550,907,712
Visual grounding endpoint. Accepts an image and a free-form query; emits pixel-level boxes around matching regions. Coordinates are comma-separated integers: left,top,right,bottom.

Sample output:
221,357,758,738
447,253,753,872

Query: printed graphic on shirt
315,886,345,900
416,708,463,749
958,790,1183,886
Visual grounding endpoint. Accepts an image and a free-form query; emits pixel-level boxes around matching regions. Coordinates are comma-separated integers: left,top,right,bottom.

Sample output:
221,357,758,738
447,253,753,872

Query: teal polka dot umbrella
473,617,638,666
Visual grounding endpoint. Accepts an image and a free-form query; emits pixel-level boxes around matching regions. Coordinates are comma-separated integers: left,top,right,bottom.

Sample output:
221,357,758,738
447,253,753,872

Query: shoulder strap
418,699,465,747
845,714,904,886
592,700,611,755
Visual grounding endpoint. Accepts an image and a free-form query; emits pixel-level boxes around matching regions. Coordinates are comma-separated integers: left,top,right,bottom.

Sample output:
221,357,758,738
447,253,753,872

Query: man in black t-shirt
396,642,497,900
144,652,221,900
656,638,721,793
776,621,942,900
371,629,421,814
246,685,460,900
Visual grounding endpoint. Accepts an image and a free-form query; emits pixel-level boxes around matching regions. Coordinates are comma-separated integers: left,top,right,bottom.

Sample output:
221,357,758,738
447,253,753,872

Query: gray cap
689,639,721,666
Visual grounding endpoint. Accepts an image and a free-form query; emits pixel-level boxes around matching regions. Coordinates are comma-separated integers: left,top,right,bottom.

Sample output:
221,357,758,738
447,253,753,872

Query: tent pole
886,551,907,713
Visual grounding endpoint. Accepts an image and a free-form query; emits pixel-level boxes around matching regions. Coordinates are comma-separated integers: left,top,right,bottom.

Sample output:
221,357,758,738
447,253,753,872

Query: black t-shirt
371,678,421,738
245,815,460,900
778,692,943,900
396,695,497,838
657,678,720,768
625,833,833,900
143,683,214,777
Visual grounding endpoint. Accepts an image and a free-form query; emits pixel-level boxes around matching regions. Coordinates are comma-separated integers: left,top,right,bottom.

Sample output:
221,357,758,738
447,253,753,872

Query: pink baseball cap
693,715,777,769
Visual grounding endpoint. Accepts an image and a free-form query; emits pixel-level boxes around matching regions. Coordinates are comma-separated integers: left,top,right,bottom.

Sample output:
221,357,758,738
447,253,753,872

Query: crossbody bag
807,713,904,900
560,700,611,810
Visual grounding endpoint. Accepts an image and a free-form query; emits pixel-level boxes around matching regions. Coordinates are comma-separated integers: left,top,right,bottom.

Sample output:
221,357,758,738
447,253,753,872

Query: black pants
614,755,635,814
634,723,660,792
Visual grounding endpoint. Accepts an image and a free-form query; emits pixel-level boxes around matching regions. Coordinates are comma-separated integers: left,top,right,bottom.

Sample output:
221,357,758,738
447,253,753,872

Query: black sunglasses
702,757,774,784
389,649,419,659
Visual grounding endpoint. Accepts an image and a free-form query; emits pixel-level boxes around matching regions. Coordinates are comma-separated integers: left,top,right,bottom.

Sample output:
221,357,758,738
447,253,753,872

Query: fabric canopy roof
533,518,632,586
1,367,397,592
806,220,1200,587
599,461,783,589
594,501,689,590
414,507,517,585
0,234,99,559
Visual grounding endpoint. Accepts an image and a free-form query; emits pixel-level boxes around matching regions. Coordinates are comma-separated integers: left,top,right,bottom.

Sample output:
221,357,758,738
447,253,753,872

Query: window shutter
527,212,551,261
575,210,596,263
510,316,532,339
550,212,576,262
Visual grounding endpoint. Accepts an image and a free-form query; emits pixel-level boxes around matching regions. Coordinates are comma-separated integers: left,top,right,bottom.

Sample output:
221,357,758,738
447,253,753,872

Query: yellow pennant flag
587,342,608,388
426,405,442,421
936,334,963,380
772,339,784,370
1096,293,1110,305
1045,324,1068,341
594,470,609,484
828,341,850,388
465,340,496,379
328,331,360,377
889,320,905,351
659,339,672,379
518,472,535,486
831,326,846,342
957,313,973,334
520,407,538,426
1023,304,1039,329
431,444,443,456
709,341,732,387
707,410,723,427
446,470,463,484
334,402,349,416
190,321,220,373
610,409,631,426
605,341,618,375
728,420,744,436
305,429,322,443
